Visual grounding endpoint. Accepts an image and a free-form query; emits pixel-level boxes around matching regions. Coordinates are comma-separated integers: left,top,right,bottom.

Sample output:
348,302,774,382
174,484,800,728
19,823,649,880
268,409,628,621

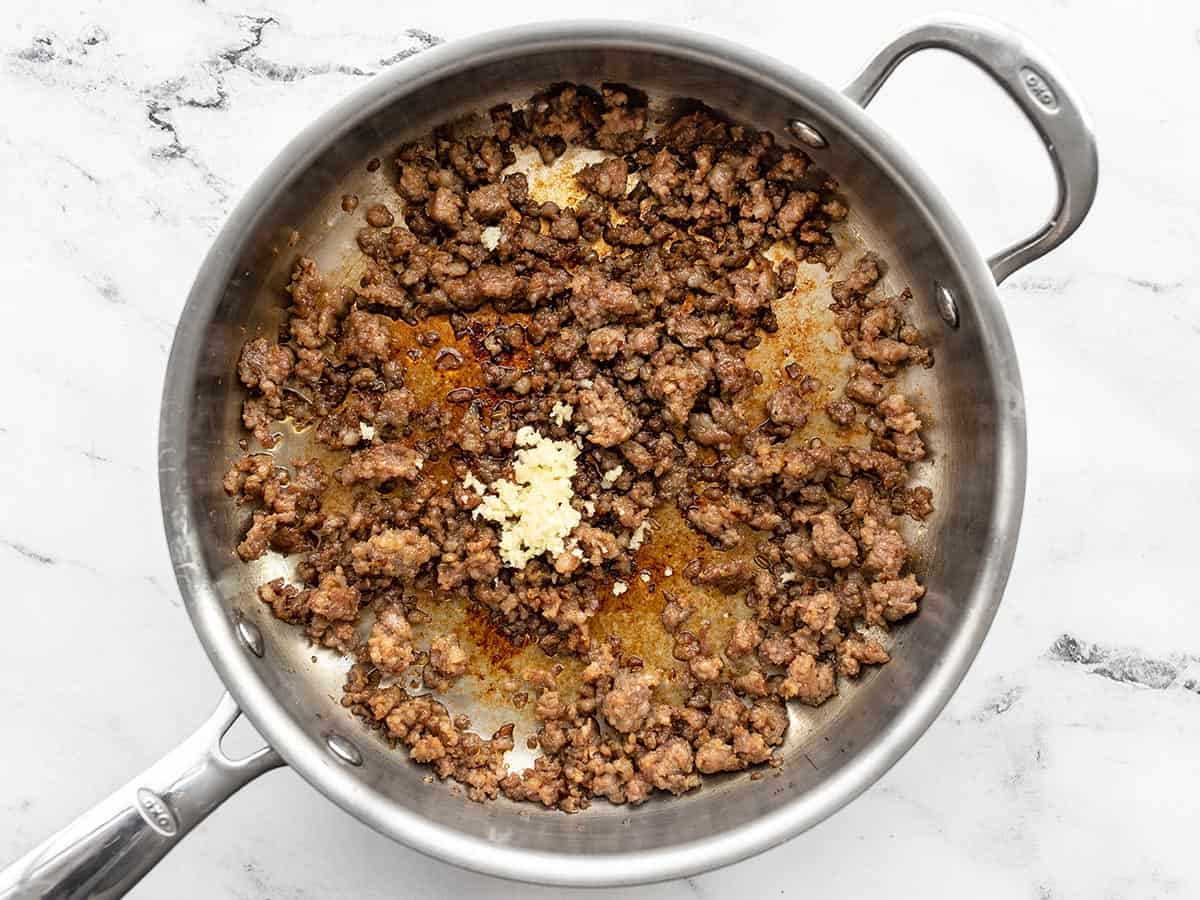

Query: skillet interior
162,25,1022,883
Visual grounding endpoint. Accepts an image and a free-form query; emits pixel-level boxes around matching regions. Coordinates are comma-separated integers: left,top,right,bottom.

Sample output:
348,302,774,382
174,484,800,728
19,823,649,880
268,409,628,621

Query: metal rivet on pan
787,119,828,150
235,617,265,658
934,282,960,328
326,734,363,766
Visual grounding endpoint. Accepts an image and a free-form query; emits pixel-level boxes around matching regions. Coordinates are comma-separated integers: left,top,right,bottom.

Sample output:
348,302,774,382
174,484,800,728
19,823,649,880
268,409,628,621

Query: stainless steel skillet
0,15,1096,897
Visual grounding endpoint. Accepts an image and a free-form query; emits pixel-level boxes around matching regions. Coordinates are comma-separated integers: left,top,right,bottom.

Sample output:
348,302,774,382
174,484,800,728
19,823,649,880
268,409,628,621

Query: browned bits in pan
341,194,359,212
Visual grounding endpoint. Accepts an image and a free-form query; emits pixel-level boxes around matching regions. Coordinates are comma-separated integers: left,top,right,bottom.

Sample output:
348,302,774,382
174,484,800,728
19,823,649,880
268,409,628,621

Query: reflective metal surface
0,695,281,899
786,118,829,149
2,16,1099,893
844,15,1099,284
325,734,365,767
934,282,961,329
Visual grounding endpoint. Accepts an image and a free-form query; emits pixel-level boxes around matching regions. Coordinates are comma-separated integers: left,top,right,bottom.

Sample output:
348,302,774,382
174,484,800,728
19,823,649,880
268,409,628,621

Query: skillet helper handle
0,693,282,900
844,15,1098,284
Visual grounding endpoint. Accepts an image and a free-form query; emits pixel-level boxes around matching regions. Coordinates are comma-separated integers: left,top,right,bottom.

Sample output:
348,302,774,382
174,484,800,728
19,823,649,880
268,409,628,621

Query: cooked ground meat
779,653,836,706
825,398,856,427
225,82,933,812
351,528,437,580
689,654,724,682
368,606,416,675
365,203,395,228
660,592,694,632
695,558,756,592
602,669,660,733
638,737,699,795
576,377,640,447
425,634,469,690
765,383,808,428
810,512,858,568
337,443,424,487
307,567,360,622
467,183,511,223
576,157,628,199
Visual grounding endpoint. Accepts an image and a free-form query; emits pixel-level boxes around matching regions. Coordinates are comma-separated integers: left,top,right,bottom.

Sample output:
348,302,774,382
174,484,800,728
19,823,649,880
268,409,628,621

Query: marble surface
1,0,1197,896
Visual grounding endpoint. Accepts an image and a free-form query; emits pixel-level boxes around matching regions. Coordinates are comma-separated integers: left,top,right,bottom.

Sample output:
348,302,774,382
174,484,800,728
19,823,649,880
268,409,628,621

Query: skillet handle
844,15,1098,284
0,693,282,900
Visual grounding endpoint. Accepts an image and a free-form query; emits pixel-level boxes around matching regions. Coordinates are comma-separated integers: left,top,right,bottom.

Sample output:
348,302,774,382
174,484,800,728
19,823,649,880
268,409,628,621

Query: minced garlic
628,519,650,551
467,427,580,568
601,464,624,488
612,580,628,597
549,401,574,427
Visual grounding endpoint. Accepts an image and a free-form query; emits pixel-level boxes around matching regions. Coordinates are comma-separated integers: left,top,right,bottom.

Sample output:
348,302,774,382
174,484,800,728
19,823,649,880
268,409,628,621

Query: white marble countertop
2,0,1197,896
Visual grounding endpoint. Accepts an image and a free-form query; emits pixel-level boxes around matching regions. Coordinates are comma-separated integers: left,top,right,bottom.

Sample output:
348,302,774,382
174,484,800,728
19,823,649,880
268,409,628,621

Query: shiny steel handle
0,693,282,900
844,15,1098,284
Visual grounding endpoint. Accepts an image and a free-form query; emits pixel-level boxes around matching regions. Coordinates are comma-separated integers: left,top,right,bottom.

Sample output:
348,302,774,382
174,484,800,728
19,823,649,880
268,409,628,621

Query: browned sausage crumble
226,82,934,810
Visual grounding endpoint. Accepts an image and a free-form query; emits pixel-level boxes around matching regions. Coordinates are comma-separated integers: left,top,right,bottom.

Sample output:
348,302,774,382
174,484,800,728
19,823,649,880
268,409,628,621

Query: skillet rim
158,19,1027,887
